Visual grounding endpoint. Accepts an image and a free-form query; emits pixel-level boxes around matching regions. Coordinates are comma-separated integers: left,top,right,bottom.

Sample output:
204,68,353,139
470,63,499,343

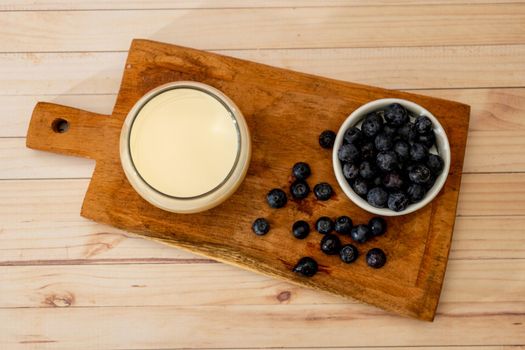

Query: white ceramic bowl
332,98,450,216
120,81,251,214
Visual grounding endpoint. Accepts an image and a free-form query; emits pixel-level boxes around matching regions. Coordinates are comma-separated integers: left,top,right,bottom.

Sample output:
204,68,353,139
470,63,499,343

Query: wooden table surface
1,1,524,349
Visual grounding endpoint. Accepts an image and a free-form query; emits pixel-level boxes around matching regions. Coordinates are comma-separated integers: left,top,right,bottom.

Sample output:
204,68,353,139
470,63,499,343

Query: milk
129,88,239,198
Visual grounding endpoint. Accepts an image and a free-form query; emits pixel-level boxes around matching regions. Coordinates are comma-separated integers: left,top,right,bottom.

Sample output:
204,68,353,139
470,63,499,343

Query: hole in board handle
51,118,69,133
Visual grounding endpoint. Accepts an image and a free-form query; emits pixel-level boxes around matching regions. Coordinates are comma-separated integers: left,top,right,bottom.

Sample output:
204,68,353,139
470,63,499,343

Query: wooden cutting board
26,39,470,321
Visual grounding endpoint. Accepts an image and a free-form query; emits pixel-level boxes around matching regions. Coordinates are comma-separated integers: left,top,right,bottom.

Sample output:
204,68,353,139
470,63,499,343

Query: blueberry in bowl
332,98,450,216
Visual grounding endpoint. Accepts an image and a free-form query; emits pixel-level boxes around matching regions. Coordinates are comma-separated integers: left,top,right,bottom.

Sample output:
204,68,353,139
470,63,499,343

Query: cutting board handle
26,102,114,160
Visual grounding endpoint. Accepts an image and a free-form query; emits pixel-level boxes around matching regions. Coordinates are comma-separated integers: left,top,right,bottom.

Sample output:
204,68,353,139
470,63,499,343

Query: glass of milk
120,81,251,213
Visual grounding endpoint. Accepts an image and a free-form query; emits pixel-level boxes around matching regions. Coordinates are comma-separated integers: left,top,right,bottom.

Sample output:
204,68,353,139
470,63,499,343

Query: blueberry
366,248,386,268
427,154,444,175
382,172,404,190
408,164,432,184
267,188,287,208
352,177,369,197
252,218,270,236
292,162,311,180
388,191,409,212
361,113,384,138
376,151,399,172
319,130,336,149
368,217,387,237
407,183,426,203
293,257,318,277
339,244,359,264
360,141,376,160
384,103,409,127
343,127,363,145
350,224,370,244
410,143,428,162
383,124,397,136
394,140,410,162
417,131,435,148
292,220,310,239
290,180,310,200
359,160,377,180
372,176,383,187
415,116,433,134
338,143,360,163
397,122,417,143
314,182,333,201
334,215,353,235
320,234,341,255
367,187,388,208
316,216,334,234
374,132,393,151
343,162,359,181
425,174,437,191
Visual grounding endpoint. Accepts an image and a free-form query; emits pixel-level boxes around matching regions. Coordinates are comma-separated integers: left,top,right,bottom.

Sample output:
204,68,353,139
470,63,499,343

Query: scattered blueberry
292,162,311,180
388,191,409,212
374,132,393,152
267,188,287,208
343,126,363,145
334,215,353,235
350,224,370,244
382,172,404,190
252,218,270,236
292,220,310,239
359,160,377,180
427,154,444,175
319,130,336,149
407,183,426,203
366,248,387,268
320,234,341,255
339,244,359,264
384,103,409,127
338,143,360,163
367,187,388,208
368,217,387,237
376,151,399,172
361,113,383,138
352,177,369,197
290,180,310,200
316,216,334,234
393,140,410,162
293,257,318,277
343,162,360,180
314,182,333,201
410,143,428,162
408,164,432,184
415,116,433,134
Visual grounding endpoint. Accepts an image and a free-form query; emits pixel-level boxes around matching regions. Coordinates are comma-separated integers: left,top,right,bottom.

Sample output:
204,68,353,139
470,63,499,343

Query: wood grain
1,179,524,263
1,5,524,52
3,46,525,97
1,304,523,350
1,259,524,308
25,39,470,320
2,0,523,11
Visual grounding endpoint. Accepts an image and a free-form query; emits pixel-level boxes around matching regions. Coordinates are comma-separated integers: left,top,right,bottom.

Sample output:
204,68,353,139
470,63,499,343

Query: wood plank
0,5,524,52
2,130,525,181
1,303,523,349
458,173,525,216
2,46,525,97
1,259,523,308
3,88,525,137
2,0,523,11
0,179,524,264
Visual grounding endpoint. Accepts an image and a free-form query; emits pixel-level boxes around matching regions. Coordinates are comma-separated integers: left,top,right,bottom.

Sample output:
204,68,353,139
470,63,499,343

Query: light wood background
0,1,524,349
